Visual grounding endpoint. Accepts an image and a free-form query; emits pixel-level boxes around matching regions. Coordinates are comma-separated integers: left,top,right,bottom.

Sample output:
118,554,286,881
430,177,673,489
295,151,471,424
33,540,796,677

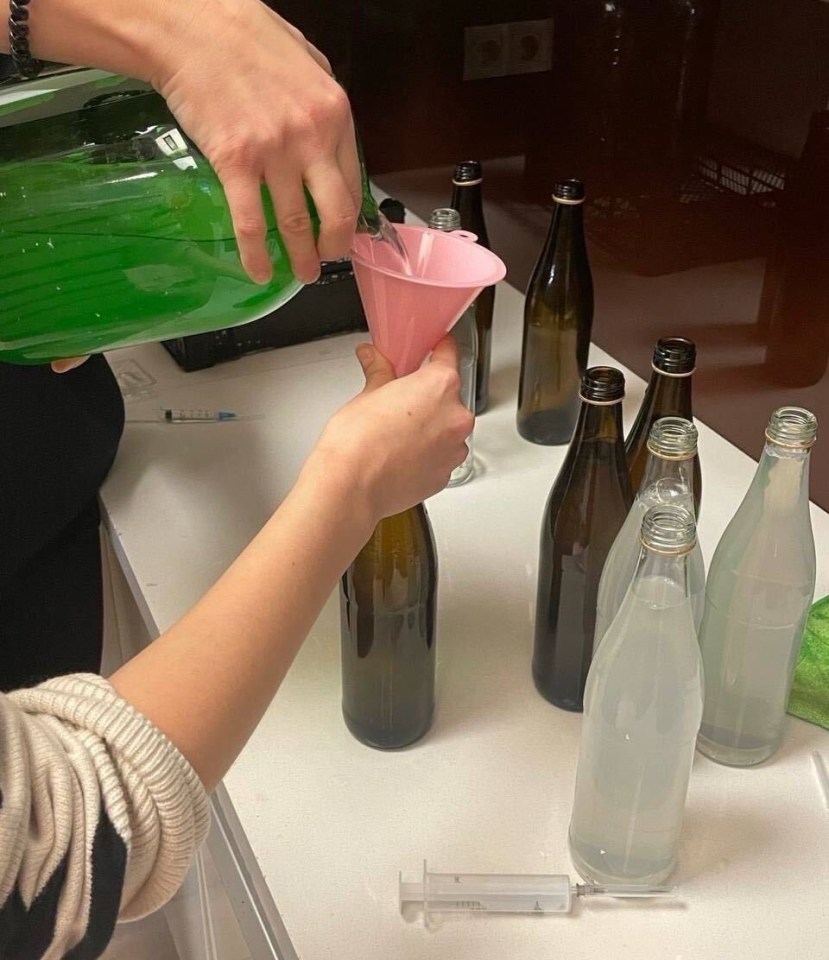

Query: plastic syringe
126,408,264,424
400,861,675,925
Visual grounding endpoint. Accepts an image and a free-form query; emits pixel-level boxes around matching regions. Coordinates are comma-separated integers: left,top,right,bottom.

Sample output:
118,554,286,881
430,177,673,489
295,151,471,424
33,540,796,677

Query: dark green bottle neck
354,129,380,225
540,203,587,269
559,398,632,501
450,183,489,247
571,398,625,447
641,368,694,420
801,110,829,168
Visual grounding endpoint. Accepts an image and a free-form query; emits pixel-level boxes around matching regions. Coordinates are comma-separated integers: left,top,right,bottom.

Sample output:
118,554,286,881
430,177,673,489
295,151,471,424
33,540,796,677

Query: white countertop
102,257,829,960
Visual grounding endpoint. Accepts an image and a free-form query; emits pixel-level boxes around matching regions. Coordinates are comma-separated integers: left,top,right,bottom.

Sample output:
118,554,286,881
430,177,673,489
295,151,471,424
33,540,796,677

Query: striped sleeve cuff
10,674,211,919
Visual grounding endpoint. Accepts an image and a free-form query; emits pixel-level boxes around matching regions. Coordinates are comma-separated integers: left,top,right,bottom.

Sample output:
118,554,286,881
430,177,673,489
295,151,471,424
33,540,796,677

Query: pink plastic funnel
350,223,507,376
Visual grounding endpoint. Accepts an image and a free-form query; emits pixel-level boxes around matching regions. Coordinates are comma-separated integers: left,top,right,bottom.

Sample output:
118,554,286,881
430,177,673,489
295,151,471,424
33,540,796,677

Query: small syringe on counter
400,861,675,926
127,408,263,424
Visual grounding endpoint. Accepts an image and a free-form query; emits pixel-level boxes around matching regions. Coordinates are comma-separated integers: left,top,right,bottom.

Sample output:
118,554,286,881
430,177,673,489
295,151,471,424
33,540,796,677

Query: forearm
110,453,375,790
0,0,224,84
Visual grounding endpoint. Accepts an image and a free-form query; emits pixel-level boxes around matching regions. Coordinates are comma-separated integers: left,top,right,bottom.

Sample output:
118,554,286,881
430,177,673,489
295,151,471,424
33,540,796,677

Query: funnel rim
350,224,507,288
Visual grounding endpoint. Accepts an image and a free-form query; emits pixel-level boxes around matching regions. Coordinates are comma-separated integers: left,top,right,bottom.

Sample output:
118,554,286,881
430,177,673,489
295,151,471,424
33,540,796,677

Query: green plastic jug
0,67,378,364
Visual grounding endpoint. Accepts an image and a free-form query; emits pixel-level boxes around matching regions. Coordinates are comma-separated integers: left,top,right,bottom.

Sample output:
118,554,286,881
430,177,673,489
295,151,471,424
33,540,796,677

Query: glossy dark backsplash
282,0,826,508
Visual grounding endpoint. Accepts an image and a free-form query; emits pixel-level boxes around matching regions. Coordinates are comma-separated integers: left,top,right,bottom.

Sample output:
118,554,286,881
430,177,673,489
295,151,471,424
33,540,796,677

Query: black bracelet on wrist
9,0,44,79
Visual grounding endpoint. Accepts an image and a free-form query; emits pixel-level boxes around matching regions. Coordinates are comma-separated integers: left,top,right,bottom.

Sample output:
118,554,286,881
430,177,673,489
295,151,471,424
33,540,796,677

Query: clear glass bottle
517,179,594,446
625,338,702,515
450,161,495,414
340,504,438,749
595,416,704,647
532,366,633,711
569,504,703,885
428,207,477,486
697,407,818,767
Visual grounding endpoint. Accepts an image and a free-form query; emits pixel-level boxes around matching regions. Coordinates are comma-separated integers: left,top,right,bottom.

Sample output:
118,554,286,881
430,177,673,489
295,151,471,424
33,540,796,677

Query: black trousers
0,498,105,690
0,355,125,692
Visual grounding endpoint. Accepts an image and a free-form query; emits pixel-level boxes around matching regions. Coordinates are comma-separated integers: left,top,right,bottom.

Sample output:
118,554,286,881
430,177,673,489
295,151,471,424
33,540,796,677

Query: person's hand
306,338,474,521
51,357,89,373
151,0,362,286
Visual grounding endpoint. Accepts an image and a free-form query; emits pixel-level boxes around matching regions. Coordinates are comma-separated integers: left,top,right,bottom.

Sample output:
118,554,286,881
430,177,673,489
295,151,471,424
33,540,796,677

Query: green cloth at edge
787,595,829,730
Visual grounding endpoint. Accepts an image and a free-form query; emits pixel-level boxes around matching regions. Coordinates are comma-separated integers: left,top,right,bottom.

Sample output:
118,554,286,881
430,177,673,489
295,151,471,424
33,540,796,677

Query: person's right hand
306,338,474,521
151,0,362,286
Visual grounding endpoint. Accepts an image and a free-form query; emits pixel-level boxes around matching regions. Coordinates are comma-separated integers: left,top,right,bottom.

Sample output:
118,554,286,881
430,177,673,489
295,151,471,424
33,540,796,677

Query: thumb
51,356,90,374
357,343,395,392
428,335,460,372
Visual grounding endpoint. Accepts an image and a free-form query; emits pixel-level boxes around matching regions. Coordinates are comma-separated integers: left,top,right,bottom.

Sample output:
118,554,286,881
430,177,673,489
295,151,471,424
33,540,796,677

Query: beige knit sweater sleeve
0,673,210,960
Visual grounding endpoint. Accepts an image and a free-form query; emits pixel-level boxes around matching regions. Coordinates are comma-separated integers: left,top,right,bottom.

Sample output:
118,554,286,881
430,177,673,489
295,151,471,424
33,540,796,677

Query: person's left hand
306,338,473,521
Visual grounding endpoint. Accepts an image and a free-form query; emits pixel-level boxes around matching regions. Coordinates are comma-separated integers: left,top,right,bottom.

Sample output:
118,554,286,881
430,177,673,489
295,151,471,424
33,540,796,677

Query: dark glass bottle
450,160,495,414
756,111,829,345
625,337,702,515
623,0,710,181
525,1,632,200
533,366,633,712
378,197,406,225
517,179,594,446
339,504,437,749
763,111,829,387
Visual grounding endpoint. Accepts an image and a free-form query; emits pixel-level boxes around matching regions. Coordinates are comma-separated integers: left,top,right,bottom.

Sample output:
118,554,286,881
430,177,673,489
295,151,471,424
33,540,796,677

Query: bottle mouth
652,337,696,375
580,365,625,404
552,178,586,205
639,505,697,555
646,417,698,460
452,160,483,185
428,208,462,231
765,406,818,448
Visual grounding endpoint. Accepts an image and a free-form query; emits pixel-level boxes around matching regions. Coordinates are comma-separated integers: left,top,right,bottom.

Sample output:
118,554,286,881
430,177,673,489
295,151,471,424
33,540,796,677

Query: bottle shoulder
544,461,631,542
365,505,435,552
584,621,703,727
707,510,816,580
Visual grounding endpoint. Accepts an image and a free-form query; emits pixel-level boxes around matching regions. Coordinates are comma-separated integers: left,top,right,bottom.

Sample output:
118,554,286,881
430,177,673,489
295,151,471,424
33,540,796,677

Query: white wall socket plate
507,18,554,76
463,19,554,81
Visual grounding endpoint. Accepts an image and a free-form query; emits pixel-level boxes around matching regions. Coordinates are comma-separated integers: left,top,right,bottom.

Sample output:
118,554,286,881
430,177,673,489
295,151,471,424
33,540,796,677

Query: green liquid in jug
0,68,403,364
0,152,306,363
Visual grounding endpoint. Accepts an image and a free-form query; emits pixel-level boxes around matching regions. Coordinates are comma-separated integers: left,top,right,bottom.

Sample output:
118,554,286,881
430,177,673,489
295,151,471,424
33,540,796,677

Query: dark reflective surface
65,3,823,508
295,0,829,509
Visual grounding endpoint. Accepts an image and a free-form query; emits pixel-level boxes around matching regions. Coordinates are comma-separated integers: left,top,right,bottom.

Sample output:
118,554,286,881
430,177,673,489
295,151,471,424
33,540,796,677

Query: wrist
145,0,245,91
294,447,379,544
20,0,199,84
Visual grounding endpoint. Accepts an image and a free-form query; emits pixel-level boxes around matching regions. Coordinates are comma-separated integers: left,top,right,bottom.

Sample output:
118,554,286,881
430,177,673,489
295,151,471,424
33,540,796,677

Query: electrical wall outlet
463,19,553,81
506,18,553,75
463,23,509,81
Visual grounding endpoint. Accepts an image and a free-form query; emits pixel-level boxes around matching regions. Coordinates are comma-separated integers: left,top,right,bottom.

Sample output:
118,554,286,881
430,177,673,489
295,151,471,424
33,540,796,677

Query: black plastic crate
162,259,367,372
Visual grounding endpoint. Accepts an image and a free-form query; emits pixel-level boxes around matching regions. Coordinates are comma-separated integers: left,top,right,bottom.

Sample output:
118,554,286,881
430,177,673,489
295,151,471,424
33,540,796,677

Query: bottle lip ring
579,394,624,406
638,536,696,556
645,442,697,460
651,362,695,378
452,177,483,186
764,429,816,449
552,195,586,205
